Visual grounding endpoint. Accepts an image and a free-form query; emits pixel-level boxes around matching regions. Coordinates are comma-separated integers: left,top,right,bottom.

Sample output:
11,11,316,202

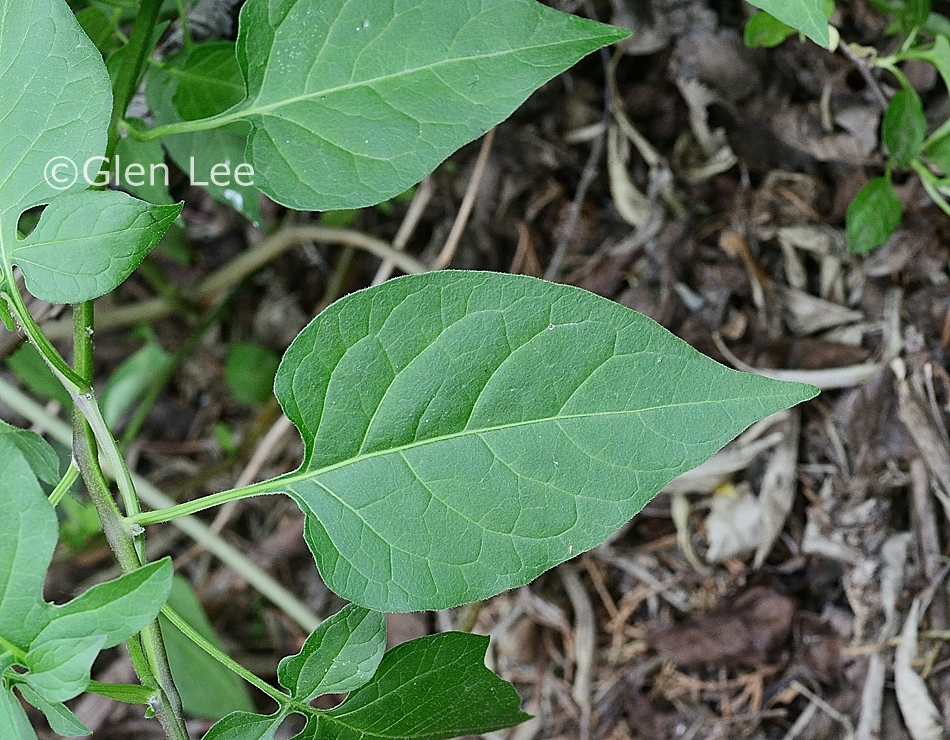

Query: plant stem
1,285,85,389
67,1,191,737
133,110,239,141
0,375,323,633
72,414,187,740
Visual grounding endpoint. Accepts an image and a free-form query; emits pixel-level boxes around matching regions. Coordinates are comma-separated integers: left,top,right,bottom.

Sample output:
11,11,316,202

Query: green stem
48,462,80,507
0,374,322,633
130,478,282,526
133,110,241,142
160,606,291,705
1,286,85,389
913,159,950,218
70,1,190,737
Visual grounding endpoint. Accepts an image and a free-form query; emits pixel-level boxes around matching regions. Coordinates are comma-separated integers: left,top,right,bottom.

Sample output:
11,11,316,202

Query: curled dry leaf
647,586,796,667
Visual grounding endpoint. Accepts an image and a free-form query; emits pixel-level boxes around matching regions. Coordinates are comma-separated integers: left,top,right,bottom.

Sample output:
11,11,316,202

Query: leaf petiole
159,606,291,706
48,462,80,507
128,479,281,526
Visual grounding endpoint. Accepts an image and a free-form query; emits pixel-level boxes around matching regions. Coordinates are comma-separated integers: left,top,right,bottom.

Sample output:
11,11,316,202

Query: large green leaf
0,0,110,217
0,0,180,304
747,0,830,46
254,272,817,612
207,0,627,210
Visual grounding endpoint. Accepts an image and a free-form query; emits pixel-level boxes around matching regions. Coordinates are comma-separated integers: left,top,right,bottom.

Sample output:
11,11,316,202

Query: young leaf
847,177,902,253
744,12,795,48
16,683,91,737
883,88,926,167
202,710,286,740
254,271,817,612
11,191,181,303
25,558,173,702
278,605,386,701
745,0,830,46
304,633,530,739
0,0,181,303
217,0,628,210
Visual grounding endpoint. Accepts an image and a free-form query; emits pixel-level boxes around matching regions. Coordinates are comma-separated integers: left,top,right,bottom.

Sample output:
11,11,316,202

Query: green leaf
171,42,248,120
114,118,175,205
102,341,173,427
746,0,830,46
0,418,60,484
307,633,530,739
202,710,286,740
145,42,263,224
221,0,627,210
0,431,58,646
25,558,173,701
0,0,110,216
16,683,91,737
901,36,950,94
278,605,386,701
159,576,254,719
11,191,181,303
847,177,902,253
6,343,74,408
75,6,122,57
0,686,35,740
0,428,173,706
225,342,281,404
255,271,817,612
744,11,795,48
883,88,926,167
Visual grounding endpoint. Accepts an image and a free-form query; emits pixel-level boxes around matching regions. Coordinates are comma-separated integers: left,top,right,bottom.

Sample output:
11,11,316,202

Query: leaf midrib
219,35,616,126
271,393,779,489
